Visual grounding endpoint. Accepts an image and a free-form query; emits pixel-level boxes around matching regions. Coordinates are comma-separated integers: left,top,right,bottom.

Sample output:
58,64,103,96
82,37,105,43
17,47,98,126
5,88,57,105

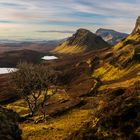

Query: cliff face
132,16,140,35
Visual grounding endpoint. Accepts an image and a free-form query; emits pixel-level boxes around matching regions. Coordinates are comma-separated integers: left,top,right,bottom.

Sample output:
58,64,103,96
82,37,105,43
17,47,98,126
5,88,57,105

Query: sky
0,0,140,41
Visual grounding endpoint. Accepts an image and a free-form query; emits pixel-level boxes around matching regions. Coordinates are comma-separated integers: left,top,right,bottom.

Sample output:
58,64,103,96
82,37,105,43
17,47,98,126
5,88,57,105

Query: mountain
53,28,109,54
96,28,129,45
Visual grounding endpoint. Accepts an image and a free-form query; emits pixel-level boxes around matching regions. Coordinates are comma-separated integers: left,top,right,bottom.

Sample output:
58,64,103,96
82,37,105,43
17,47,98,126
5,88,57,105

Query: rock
0,106,22,140
132,16,140,35
96,28,128,45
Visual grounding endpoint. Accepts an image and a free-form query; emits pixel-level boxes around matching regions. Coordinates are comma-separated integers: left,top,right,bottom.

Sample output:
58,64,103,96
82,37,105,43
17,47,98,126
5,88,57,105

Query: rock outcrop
0,106,22,140
132,16,140,35
96,28,128,45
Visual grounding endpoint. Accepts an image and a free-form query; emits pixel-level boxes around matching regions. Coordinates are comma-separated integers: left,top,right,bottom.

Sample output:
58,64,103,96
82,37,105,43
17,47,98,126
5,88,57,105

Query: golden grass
5,88,70,116
93,63,140,81
5,88,94,140
53,42,86,54
127,33,140,41
113,33,140,51
20,109,92,140
6,98,30,116
99,76,140,90
7,105,29,114
113,41,125,51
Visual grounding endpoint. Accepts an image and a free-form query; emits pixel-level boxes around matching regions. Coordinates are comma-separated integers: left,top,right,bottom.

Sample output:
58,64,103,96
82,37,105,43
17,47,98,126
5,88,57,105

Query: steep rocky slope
53,28,109,54
92,17,140,87
96,28,129,45
110,33,140,68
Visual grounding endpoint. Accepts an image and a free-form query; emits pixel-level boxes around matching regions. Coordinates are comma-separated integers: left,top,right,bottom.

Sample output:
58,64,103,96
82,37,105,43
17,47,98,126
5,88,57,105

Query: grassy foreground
20,109,92,140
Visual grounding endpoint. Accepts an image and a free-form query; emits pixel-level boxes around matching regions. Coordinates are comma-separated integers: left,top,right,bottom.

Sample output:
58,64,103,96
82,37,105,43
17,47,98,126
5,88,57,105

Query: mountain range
53,28,129,54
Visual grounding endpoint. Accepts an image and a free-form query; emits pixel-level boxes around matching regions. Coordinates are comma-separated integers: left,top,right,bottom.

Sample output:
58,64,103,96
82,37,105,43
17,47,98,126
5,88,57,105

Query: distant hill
0,50,45,67
53,28,109,54
0,40,63,54
96,28,129,45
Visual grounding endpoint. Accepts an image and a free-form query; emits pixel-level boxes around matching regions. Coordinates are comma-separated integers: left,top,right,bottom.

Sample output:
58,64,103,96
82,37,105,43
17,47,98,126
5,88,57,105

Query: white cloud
0,0,139,40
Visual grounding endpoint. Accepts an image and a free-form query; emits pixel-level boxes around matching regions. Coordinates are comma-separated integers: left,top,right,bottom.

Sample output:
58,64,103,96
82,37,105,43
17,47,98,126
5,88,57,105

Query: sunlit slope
53,42,86,54
93,16,140,89
92,33,140,90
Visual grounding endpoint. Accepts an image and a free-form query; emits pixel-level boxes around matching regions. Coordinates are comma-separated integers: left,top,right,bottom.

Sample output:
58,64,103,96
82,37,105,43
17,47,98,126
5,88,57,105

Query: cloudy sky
0,0,139,41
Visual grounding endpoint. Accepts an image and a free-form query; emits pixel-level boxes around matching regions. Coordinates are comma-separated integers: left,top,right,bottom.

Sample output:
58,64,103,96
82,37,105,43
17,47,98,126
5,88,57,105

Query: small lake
41,56,58,60
0,56,58,74
0,68,17,74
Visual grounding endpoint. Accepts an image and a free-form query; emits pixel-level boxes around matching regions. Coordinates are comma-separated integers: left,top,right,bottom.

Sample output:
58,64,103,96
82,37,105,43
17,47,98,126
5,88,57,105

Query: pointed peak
75,28,93,35
131,16,140,35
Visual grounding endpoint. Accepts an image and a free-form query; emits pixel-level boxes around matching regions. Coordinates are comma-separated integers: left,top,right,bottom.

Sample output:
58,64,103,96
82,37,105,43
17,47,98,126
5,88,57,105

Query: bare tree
11,62,57,119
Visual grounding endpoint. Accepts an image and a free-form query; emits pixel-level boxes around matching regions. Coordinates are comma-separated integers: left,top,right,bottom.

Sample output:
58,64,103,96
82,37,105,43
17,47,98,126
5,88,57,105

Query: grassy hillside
53,42,86,54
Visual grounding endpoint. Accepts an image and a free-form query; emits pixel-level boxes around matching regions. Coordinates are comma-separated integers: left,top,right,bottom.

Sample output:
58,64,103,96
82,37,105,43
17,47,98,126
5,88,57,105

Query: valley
0,16,140,140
